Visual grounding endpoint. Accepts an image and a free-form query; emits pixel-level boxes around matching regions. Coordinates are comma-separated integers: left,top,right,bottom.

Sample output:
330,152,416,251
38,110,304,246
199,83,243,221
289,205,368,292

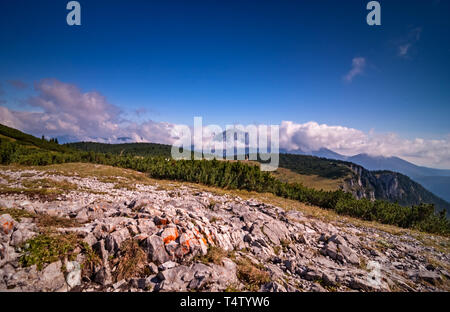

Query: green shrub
19,233,79,270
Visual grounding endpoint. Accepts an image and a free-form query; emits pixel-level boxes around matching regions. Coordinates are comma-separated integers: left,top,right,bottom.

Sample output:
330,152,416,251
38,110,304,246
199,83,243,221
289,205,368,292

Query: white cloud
0,79,178,145
193,121,450,168
279,121,450,169
343,57,366,82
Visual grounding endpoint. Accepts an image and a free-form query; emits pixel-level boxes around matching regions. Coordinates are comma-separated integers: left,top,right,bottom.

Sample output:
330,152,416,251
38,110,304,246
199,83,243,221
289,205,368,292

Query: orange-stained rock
0,214,15,235
154,216,169,226
161,227,179,245
176,233,191,257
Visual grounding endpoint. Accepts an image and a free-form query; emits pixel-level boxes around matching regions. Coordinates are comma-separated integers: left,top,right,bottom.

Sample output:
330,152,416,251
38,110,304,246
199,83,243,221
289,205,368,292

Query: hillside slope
347,153,450,203
276,153,450,215
0,123,71,153
65,141,172,157
280,149,450,204
1,163,449,292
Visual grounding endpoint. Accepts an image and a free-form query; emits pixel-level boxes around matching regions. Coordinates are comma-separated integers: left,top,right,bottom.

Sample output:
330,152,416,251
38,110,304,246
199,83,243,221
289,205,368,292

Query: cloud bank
0,79,449,168
0,79,177,145
279,121,450,168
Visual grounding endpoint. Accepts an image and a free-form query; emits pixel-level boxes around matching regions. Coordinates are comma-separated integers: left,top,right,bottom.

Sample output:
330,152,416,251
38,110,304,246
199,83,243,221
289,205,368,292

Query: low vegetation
194,245,272,291
65,141,172,158
0,183,64,200
21,178,78,192
80,241,102,274
271,167,342,191
114,239,147,281
19,233,80,270
19,231,102,275
195,246,229,265
236,257,270,291
35,214,81,228
0,207,35,221
275,153,352,179
1,206,82,229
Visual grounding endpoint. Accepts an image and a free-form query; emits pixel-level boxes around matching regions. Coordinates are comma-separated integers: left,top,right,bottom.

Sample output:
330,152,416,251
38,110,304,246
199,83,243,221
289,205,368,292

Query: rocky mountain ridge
282,146,450,204
275,153,450,214
1,164,449,292
341,163,450,215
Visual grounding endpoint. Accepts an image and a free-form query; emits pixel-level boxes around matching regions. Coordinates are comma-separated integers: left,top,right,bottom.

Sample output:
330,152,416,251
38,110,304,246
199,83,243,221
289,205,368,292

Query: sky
0,0,450,168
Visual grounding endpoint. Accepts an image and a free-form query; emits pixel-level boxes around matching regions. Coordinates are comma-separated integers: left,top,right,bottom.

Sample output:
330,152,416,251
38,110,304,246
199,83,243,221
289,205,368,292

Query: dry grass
35,214,81,228
114,239,147,281
0,133,17,142
113,181,137,191
0,184,63,201
1,207,81,228
0,176,78,201
20,172,35,178
195,246,229,265
0,172,14,183
271,167,342,191
0,207,35,221
236,257,270,291
21,178,78,192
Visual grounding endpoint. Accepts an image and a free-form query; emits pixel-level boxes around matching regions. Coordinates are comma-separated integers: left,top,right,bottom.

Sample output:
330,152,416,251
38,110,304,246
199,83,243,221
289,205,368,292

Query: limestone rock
145,235,170,264
65,261,82,288
105,228,130,253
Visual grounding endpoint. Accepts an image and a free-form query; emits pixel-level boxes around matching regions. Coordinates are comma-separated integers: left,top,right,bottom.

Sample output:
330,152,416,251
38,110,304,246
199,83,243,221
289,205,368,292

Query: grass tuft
236,257,270,291
35,214,81,228
114,239,147,281
0,207,35,221
195,246,228,265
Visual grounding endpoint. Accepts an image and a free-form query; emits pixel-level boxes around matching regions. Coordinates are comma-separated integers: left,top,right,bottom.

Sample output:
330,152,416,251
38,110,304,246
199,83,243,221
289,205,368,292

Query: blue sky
1,0,450,167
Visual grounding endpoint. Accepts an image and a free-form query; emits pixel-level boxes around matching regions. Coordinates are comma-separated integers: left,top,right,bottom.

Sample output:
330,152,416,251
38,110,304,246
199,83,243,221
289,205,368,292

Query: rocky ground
0,164,449,292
